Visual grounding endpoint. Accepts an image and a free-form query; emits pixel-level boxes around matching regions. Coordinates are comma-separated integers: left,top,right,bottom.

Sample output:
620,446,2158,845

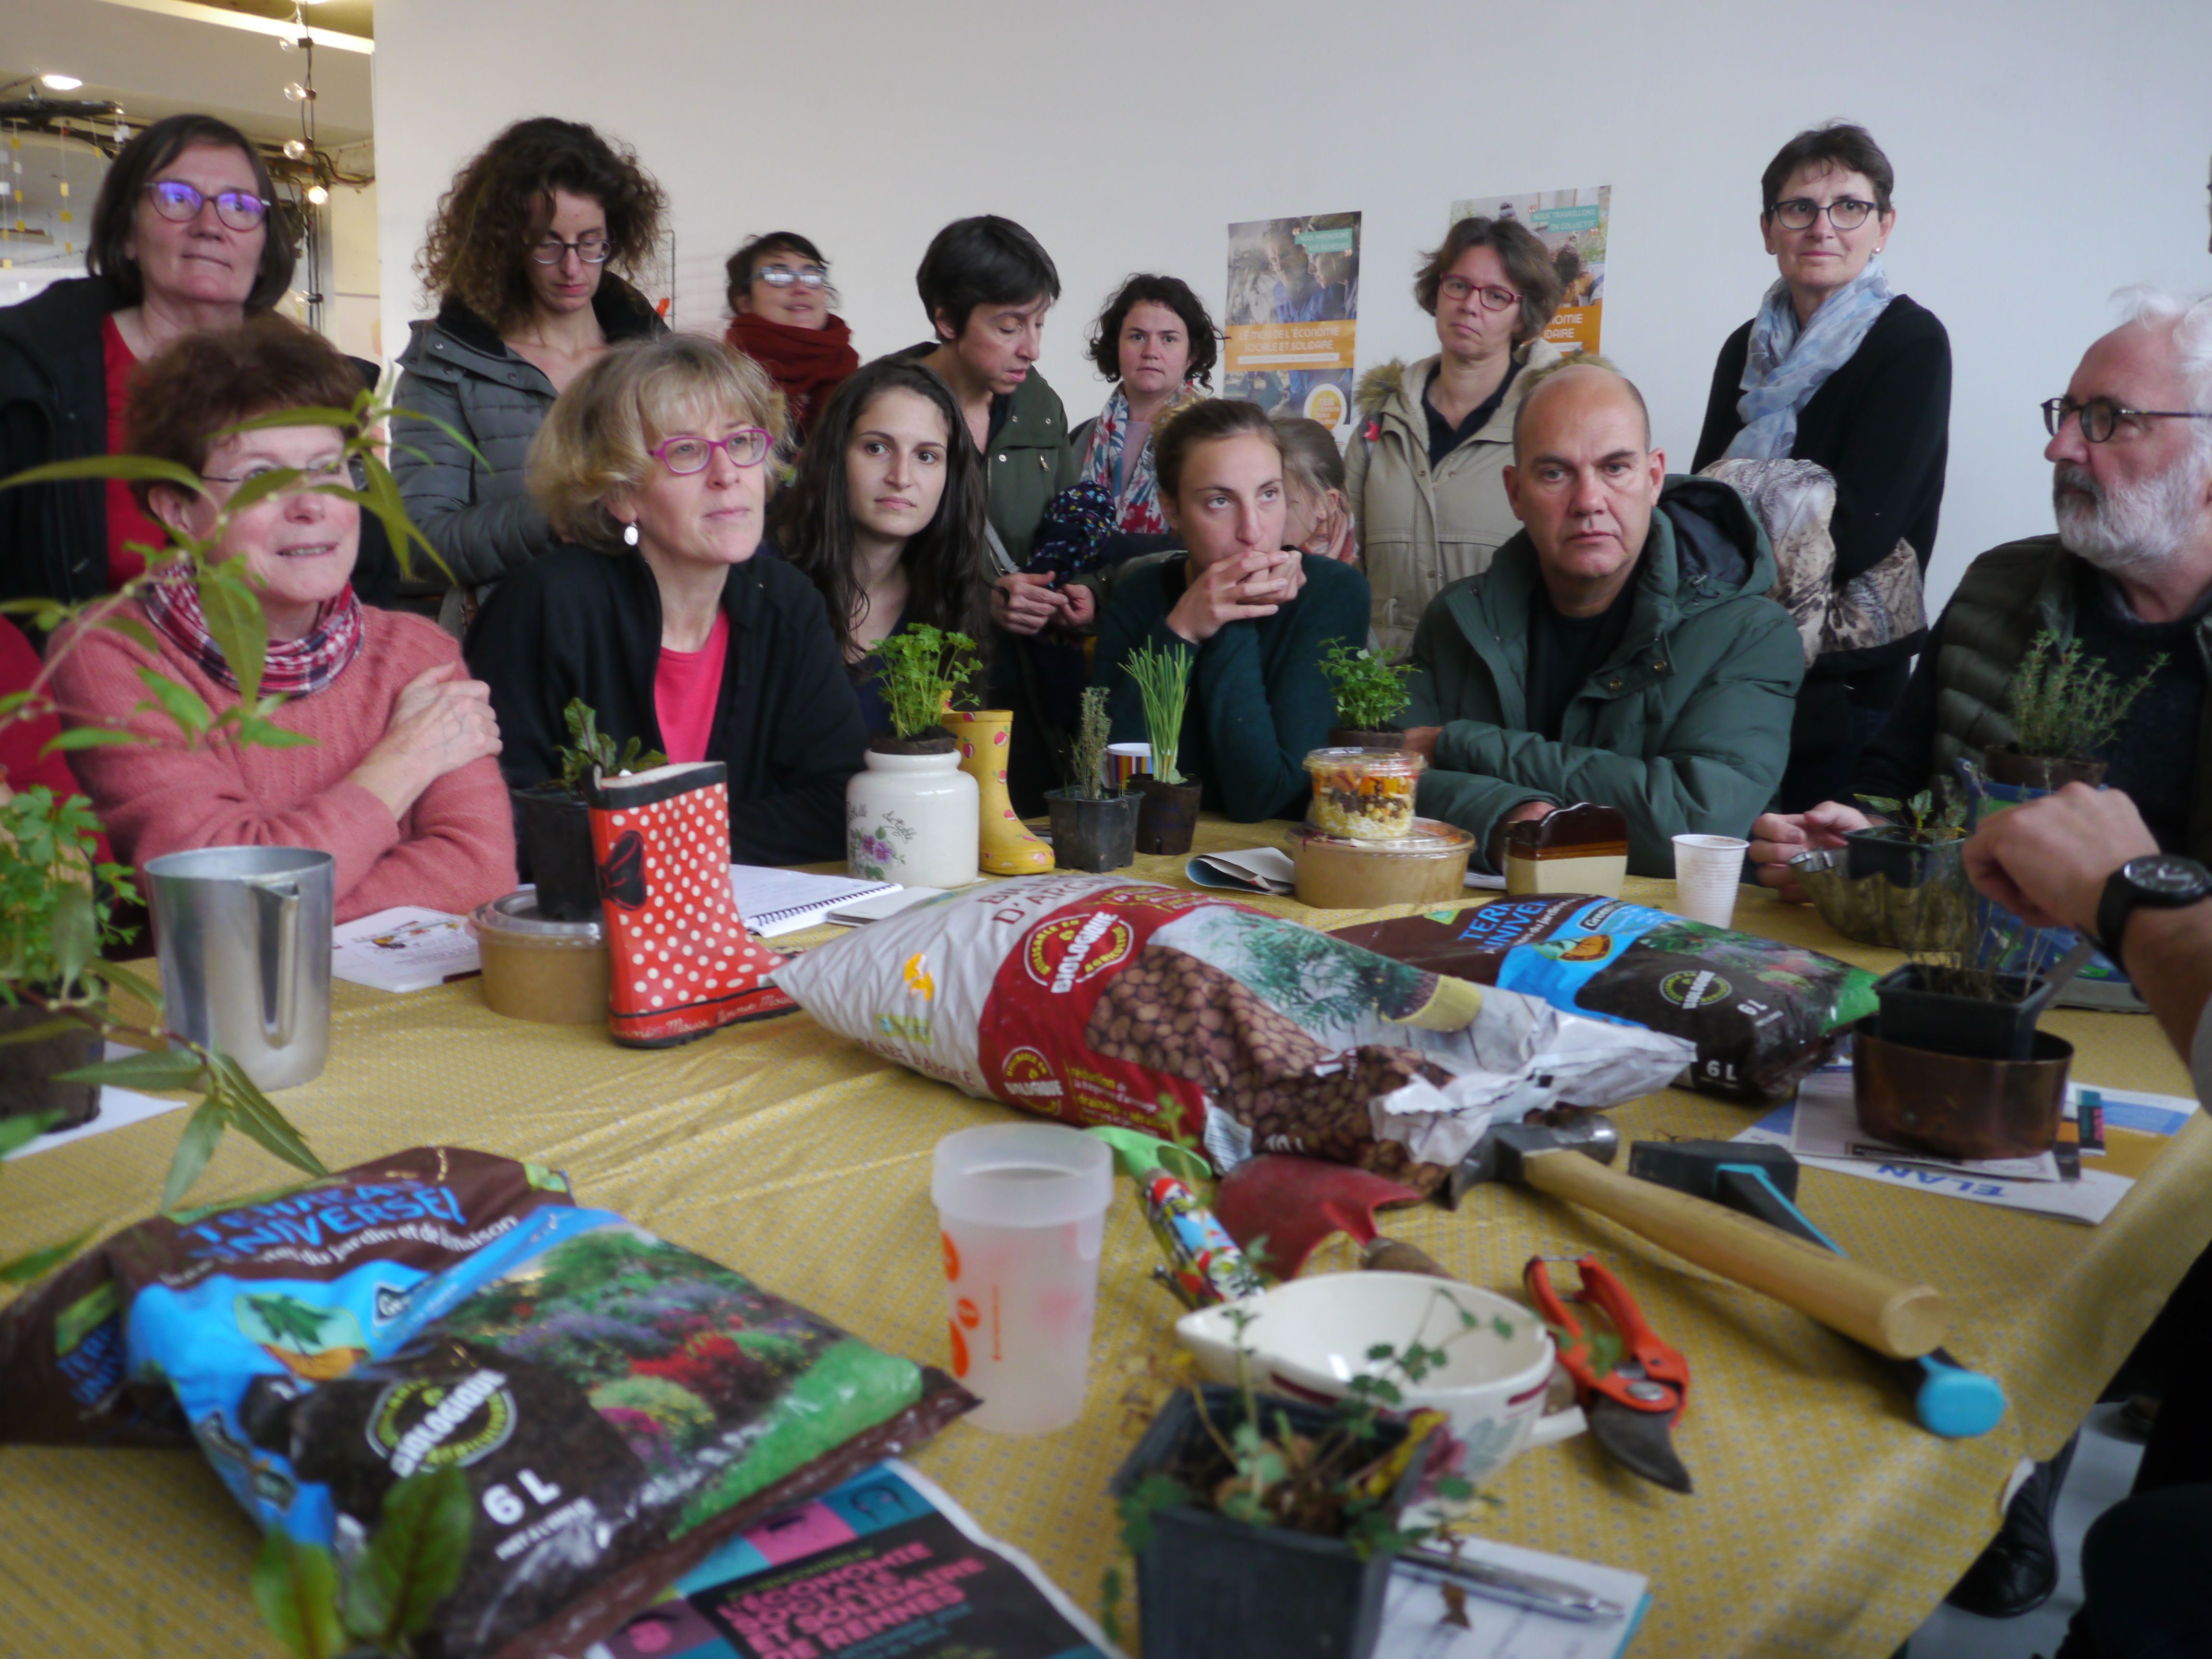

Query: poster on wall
1450,186,1610,356
1224,212,1360,432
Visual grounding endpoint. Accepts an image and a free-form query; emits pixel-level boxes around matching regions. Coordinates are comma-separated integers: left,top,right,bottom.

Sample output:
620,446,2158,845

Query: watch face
2125,855,2212,899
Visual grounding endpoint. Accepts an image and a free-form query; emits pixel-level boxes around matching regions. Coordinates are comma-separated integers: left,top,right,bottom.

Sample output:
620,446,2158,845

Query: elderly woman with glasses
1346,216,1565,657
394,117,669,626
0,112,399,611
465,334,865,865
721,232,859,446
46,317,515,923
1692,122,1951,812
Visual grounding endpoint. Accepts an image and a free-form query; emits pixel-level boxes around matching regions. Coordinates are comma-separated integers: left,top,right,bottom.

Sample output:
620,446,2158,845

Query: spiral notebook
727,865,901,938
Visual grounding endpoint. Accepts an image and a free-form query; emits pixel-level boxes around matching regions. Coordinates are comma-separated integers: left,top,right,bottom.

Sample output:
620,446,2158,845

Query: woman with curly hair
1070,274,1218,537
394,117,668,625
770,358,992,733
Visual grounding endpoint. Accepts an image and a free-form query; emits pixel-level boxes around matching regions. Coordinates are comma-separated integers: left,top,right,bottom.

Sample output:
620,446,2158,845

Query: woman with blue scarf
1693,123,1951,812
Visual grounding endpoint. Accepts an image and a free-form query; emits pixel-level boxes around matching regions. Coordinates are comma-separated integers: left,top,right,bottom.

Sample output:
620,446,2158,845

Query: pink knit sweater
48,601,517,923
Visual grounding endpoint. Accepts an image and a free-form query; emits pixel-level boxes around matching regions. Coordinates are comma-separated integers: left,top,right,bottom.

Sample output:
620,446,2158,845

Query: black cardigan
1692,295,1951,680
0,276,400,610
464,544,867,865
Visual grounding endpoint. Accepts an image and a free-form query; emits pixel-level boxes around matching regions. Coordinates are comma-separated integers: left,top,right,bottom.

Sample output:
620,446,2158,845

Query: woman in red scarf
722,233,860,447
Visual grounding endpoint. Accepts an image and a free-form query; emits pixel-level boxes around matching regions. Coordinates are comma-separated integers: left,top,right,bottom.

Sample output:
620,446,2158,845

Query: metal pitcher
146,847,334,1091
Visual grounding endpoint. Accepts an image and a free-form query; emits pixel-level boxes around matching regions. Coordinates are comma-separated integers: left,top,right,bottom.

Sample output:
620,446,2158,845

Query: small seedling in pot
874,625,979,740
2008,630,2164,764
1070,685,1116,800
1123,639,1193,785
554,698,665,792
1318,642,1414,733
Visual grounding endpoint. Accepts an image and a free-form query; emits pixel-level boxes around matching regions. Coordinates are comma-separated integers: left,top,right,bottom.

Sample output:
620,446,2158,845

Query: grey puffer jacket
392,277,664,595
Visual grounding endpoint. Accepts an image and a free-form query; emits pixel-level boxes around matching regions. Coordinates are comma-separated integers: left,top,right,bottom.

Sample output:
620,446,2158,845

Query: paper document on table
1790,1070,2062,1181
1739,1069,2198,1226
1186,847,1296,894
1377,1535,1649,1659
728,865,900,937
333,906,480,992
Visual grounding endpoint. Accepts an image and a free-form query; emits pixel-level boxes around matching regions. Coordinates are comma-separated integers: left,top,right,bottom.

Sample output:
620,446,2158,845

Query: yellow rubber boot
941,709,1053,874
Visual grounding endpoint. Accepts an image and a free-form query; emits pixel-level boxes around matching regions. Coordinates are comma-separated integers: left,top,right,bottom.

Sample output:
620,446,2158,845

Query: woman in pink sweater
47,315,516,922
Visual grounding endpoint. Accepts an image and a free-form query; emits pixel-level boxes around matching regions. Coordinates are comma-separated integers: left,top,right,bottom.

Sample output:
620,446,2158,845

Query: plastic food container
1303,747,1427,841
1287,819,1474,909
471,891,610,1024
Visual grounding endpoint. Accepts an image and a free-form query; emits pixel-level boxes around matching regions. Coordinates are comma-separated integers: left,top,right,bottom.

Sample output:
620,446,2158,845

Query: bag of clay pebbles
1333,895,1878,1101
773,875,1692,1195
0,1148,973,1659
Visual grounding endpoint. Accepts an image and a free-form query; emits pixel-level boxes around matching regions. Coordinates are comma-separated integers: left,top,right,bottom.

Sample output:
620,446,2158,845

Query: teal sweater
1096,554,1369,821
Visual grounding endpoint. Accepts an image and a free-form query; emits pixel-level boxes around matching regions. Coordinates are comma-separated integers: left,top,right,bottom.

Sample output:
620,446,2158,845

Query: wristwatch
2093,854,2212,972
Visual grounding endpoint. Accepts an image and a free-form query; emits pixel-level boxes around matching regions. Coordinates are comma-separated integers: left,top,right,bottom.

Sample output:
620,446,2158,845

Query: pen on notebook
1396,1548,1624,1622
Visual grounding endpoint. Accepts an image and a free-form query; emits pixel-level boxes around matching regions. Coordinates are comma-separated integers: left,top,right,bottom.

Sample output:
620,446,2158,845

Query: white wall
371,0,2212,613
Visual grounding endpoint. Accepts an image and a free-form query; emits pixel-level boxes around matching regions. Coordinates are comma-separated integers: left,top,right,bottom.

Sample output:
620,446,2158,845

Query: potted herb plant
1124,639,1202,855
513,700,665,923
1984,629,2164,791
1044,686,1140,872
847,625,981,888
1319,643,1413,749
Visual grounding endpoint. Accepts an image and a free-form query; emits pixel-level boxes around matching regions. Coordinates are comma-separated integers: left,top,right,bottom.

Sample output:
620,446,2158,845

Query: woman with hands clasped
46,318,515,923
1094,400,1368,822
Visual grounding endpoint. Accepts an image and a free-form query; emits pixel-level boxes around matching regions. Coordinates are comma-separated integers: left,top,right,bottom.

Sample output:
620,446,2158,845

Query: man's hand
1486,798,1558,868
991,572,1069,637
1964,784,2158,935
1749,800,1873,903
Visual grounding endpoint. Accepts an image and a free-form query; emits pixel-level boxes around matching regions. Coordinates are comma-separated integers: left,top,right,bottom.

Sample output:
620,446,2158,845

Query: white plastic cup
931,1123,1112,1435
1672,833,1749,928
1106,742,1153,792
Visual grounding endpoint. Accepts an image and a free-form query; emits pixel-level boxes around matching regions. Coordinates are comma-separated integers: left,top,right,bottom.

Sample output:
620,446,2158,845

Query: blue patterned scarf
1080,384,1197,535
1725,257,1895,461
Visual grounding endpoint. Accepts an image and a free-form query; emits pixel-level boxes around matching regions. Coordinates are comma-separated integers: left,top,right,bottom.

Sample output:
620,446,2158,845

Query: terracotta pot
0,1001,101,1129
1131,775,1202,856
1851,1017,2072,1160
1044,789,1140,873
1326,727,1405,750
510,783,598,923
1981,745,2108,791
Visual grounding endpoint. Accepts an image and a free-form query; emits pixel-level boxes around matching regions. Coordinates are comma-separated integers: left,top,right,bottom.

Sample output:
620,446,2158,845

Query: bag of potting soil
772,875,1694,1195
1332,895,1879,1101
0,1148,973,1659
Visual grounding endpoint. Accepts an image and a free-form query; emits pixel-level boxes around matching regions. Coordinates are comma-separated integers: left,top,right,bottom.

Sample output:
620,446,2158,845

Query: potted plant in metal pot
1044,686,1139,873
1319,643,1413,750
1125,639,1201,855
1793,785,1974,950
511,700,665,923
1983,629,2164,792
847,625,981,888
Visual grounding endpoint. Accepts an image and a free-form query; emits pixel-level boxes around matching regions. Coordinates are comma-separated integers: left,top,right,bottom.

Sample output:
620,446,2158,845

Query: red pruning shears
1524,1254,1693,1494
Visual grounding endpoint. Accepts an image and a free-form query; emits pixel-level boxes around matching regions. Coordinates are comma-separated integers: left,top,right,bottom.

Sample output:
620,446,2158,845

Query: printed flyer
597,1459,1116,1659
1224,212,1361,431
1448,187,1610,356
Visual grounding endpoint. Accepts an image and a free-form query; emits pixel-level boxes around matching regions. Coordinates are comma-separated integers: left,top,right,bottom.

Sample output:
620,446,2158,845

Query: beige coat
1346,338,1563,656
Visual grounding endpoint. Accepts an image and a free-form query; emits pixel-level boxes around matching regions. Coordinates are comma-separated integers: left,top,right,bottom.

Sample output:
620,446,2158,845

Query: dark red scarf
143,575,364,697
724,312,859,440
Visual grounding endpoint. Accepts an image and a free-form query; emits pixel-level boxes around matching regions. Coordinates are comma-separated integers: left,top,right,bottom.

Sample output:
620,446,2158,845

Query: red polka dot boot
587,761,797,1047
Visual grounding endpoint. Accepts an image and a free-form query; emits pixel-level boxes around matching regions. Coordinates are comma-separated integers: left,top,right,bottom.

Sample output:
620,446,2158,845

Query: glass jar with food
1303,747,1427,841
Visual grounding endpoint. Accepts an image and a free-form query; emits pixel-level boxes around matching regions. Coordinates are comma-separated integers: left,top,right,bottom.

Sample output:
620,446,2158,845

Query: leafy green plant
1318,643,1413,731
252,1467,473,1659
1856,785,1966,844
1123,639,1193,785
555,698,665,792
1069,685,1115,800
874,625,979,739
2008,629,2166,762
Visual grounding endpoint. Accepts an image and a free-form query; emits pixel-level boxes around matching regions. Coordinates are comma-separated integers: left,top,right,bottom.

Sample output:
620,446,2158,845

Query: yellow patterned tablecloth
0,821,2202,1658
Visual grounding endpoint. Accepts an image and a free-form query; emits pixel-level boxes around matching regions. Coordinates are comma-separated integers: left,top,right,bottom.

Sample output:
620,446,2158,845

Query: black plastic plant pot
1133,776,1202,856
1109,1385,1418,1659
511,783,599,923
0,1001,100,1129
1044,788,1140,873
1843,827,1964,890
1874,963,2044,1062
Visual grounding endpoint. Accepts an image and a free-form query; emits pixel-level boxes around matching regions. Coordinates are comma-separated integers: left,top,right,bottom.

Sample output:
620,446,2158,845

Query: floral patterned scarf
142,574,365,697
1080,384,1200,535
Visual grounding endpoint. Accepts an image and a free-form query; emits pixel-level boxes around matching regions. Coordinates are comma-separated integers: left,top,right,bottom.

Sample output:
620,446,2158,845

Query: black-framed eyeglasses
1771,197,1879,231
2042,397,2212,444
202,455,369,491
755,264,828,289
529,234,612,266
651,430,771,474
1438,276,1520,313
143,180,268,231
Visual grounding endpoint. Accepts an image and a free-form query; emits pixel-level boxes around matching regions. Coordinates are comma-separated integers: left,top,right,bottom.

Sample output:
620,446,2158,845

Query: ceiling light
40,74,84,91
305,184,328,205
283,140,307,160
283,82,313,103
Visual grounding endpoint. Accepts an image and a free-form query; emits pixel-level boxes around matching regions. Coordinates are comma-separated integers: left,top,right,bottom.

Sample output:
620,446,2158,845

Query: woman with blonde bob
465,334,865,864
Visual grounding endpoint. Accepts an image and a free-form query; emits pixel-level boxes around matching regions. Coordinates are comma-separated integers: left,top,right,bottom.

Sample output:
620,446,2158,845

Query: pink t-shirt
653,610,730,765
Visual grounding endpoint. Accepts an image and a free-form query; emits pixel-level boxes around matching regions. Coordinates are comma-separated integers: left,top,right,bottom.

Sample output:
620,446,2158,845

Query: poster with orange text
1450,186,1610,356
1225,212,1360,432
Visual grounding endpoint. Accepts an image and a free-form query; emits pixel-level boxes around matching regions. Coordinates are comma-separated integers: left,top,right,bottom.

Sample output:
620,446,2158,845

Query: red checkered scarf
141,575,365,697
